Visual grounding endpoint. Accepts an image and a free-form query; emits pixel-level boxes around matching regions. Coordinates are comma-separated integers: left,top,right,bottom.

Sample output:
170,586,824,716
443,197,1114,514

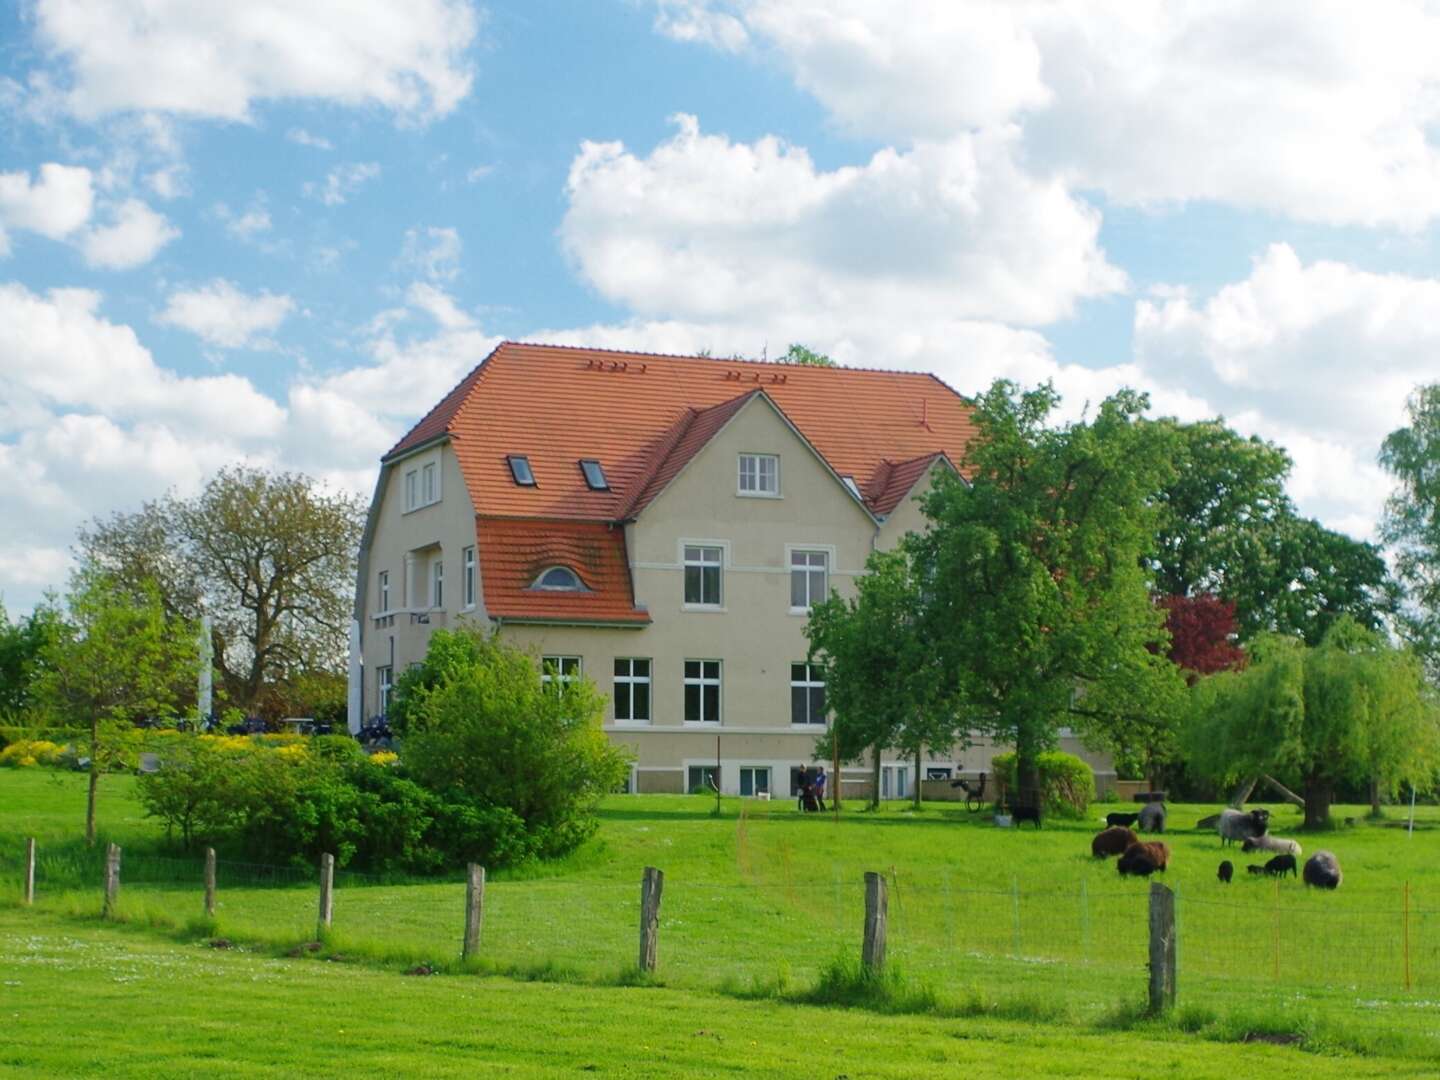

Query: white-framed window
422,462,438,504
533,566,584,591
376,666,393,716
404,469,418,511
684,659,721,724
790,550,829,610
542,655,582,691
462,546,476,608
926,767,953,780
683,545,723,606
881,765,910,800
613,658,651,723
790,663,827,725
377,570,390,613
431,558,444,608
687,764,718,794
738,452,779,496
740,766,771,797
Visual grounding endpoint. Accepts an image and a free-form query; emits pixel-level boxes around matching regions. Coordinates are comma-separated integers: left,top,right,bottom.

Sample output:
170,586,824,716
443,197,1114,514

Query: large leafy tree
37,571,199,844
1380,383,1440,672
806,549,958,809
78,465,365,714
1186,620,1439,829
0,598,65,720
1160,593,1245,678
1255,515,1396,644
908,381,1185,809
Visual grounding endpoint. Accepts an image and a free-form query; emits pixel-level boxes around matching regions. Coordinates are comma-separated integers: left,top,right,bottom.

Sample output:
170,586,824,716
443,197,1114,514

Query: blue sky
4,0,1440,614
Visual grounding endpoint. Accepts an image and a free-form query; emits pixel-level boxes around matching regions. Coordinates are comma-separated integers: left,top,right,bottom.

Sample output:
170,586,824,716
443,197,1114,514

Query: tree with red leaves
1159,593,1246,681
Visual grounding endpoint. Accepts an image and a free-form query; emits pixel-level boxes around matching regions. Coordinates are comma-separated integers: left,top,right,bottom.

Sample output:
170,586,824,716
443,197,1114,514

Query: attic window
580,459,609,490
533,566,584,591
507,455,536,486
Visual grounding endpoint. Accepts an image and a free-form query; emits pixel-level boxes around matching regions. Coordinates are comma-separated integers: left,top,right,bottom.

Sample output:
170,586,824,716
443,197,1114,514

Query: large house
349,342,1114,798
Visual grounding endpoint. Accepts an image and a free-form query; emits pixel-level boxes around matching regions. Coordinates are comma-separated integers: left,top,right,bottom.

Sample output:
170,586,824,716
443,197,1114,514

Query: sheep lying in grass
1242,835,1301,857
1304,850,1343,889
1105,811,1141,828
1138,802,1166,834
1091,826,1139,858
1117,841,1169,877
1217,807,1271,846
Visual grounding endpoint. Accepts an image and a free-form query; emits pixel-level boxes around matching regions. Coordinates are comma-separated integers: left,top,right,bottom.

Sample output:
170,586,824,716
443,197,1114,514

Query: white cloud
156,279,296,349
1134,243,1440,536
217,200,273,240
32,0,479,123
80,198,179,268
306,162,380,206
465,164,495,182
286,128,334,150
0,163,95,242
562,115,1123,330
658,1,1440,228
400,226,462,282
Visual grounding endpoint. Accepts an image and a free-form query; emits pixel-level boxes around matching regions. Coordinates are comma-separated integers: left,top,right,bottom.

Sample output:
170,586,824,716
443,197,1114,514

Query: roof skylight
580,458,609,490
507,455,536,486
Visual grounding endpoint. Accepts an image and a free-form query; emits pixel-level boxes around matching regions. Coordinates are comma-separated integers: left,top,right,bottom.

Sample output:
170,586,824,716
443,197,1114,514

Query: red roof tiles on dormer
475,517,649,625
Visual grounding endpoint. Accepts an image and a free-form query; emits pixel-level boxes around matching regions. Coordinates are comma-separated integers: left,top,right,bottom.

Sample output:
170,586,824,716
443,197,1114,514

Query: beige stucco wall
358,439,481,717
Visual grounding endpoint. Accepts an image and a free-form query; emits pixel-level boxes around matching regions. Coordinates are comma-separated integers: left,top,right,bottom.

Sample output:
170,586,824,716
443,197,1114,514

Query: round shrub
990,750,1096,819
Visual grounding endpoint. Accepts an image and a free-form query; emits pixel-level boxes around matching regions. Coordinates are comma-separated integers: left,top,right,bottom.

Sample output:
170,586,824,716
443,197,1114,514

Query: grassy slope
4,769,1440,1074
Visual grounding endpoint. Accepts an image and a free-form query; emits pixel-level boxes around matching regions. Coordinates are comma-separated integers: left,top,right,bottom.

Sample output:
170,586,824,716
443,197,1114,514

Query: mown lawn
4,767,1440,1072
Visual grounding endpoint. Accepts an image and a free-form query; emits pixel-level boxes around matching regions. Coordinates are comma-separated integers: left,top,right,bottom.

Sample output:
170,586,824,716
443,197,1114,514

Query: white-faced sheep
1303,850,1343,889
1138,802,1166,834
1217,807,1270,846
1241,835,1301,857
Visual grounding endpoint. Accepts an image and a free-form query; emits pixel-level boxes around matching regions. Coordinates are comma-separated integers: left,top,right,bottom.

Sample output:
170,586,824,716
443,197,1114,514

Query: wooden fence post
639,866,664,972
317,853,334,935
1148,881,1177,1013
23,838,35,906
102,842,121,919
862,870,887,971
203,848,217,918
463,864,485,960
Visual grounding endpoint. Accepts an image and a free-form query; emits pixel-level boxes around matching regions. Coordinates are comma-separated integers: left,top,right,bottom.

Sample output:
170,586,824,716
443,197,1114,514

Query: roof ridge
613,404,702,521
509,338,959,378
383,343,500,459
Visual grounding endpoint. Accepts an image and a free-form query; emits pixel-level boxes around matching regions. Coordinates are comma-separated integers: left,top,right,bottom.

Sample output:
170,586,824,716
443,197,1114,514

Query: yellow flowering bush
368,750,399,766
0,739,64,767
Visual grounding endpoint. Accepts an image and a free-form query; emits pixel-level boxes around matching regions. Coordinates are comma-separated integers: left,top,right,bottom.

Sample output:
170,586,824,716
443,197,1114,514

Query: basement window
507,455,536,486
580,459,609,490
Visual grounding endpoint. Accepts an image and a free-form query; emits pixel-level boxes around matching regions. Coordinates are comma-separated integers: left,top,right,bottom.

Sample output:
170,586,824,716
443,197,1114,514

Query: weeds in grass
795,954,938,1014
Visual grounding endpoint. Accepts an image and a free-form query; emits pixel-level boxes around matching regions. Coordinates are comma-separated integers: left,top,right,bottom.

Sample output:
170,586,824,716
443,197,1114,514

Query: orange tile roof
386,342,978,623
476,517,649,625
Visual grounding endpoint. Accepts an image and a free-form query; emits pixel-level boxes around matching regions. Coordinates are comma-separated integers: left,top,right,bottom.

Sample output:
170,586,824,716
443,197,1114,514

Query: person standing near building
813,766,827,811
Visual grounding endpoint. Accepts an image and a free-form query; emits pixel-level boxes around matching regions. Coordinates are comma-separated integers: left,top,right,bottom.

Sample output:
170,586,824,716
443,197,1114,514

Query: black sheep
1217,860,1233,884
1247,865,1266,875
1117,841,1169,877
1105,811,1140,828
1092,826,1139,858
1138,802,1166,834
1009,803,1042,829
1264,853,1297,878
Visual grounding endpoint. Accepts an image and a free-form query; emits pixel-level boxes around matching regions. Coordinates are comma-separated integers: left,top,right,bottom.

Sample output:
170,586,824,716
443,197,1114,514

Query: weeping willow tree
1186,619,1439,828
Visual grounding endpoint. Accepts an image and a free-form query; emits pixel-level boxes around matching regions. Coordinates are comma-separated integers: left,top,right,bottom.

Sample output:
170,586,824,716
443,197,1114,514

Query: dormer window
533,566,584,591
508,455,536,486
580,459,609,490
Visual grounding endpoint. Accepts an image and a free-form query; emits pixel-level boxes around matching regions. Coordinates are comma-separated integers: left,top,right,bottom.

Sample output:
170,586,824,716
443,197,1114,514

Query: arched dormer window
532,566,585,591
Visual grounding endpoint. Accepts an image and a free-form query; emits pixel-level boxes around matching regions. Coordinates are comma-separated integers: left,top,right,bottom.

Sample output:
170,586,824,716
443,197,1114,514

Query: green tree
781,343,836,367
806,549,957,809
37,571,199,844
908,381,1185,810
78,465,365,713
1380,383,1440,672
0,597,65,720
1255,515,1396,645
1185,620,1439,829
400,629,631,857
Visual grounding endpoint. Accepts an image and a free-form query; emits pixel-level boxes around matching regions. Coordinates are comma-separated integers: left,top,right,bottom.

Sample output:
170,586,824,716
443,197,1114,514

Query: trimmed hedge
990,750,1096,819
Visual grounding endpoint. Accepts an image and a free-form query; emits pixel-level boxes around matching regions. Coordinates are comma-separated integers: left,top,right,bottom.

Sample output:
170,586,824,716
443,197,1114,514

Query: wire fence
5,838,1438,1011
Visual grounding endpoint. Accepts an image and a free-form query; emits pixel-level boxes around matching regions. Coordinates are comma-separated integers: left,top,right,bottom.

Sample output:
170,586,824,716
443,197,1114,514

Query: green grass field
4,769,1440,1076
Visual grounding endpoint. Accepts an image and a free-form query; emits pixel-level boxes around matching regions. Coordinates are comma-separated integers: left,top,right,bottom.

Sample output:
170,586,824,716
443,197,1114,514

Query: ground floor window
376,666,392,716
925,766,953,780
790,663,826,725
881,764,910,800
684,659,721,724
542,655,582,691
687,764,718,794
739,766,770,797
614,658,651,722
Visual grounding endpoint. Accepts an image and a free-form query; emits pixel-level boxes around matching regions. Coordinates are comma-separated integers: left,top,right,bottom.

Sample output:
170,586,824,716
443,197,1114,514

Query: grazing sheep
1247,865,1266,875
1091,826,1139,858
1264,853,1297,878
1242,835,1302,857
1138,802,1167,834
1009,803,1042,829
1217,860,1233,883
1105,811,1141,828
1117,841,1169,877
1218,807,1271,846
1303,850,1343,890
